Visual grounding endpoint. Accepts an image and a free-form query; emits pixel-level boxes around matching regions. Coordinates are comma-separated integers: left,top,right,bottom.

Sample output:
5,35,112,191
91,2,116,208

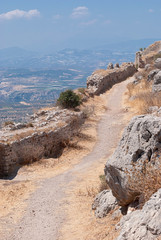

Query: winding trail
4,77,133,240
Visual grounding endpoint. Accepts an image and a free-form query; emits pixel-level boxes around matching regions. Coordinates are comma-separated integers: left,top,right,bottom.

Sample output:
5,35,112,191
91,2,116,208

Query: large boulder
105,115,161,206
92,190,117,218
152,71,161,92
147,69,160,82
116,188,161,240
154,58,161,69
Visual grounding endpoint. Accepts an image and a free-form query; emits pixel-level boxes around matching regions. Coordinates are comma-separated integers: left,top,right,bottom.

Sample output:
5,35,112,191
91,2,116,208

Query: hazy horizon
1,0,161,52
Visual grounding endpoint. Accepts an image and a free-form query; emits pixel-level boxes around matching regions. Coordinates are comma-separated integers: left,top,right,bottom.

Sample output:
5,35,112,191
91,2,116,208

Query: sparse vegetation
154,52,161,60
99,174,109,192
3,121,14,126
82,105,95,118
57,89,81,109
127,154,161,208
127,77,161,114
77,87,86,95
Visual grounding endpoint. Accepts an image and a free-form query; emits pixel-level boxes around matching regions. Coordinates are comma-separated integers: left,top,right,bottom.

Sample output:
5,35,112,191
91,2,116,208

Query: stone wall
135,51,145,68
0,110,85,177
87,63,137,95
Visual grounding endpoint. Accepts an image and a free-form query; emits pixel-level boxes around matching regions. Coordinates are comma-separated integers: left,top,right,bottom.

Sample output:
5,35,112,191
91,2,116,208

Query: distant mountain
0,47,38,59
0,45,135,70
2,38,158,69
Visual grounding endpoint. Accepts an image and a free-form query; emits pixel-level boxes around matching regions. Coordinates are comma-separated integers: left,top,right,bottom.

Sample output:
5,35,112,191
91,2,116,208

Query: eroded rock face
87,63,137,95
92,190,117,218
116,188,161,240
104,115,161,206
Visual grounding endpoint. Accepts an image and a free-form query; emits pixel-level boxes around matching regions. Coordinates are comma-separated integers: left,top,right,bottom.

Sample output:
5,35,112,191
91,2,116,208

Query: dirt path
2,77,133,240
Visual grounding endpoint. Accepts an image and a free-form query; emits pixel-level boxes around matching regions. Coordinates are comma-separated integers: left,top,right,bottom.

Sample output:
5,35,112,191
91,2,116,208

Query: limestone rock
144,64,151,70
92,190,117,218
135,51,145,68
104,115,161,206
116,188,161,240
134,71,143,81
147,69,160,82
152,71,161,92
154,58,161,69
114,63,120,68
107,63,114,69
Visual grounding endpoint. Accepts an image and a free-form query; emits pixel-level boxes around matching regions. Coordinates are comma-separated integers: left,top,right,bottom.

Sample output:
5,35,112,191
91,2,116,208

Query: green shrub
57,89,81,109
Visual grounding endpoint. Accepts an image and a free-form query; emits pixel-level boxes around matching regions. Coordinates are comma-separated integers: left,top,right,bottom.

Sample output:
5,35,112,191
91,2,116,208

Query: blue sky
0,0,161,52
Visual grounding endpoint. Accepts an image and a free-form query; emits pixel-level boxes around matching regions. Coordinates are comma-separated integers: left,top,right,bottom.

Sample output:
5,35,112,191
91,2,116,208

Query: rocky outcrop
116,188,161,240
114,63,120,68
154,58,161,69
0,108,85,177
142,41,161,56
92,190,117,218
152,70,161,92
107,63,114,69
135,51,145,68
147,69,160,82
87,63,137,95
104,115,161,206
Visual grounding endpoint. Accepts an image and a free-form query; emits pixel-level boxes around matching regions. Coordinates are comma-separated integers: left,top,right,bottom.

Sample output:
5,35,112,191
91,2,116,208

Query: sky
0,0,161,52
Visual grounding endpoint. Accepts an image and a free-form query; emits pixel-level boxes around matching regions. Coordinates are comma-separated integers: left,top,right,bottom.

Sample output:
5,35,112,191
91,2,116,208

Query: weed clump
99,174,109,192
127,154,161,208
57,89,81,109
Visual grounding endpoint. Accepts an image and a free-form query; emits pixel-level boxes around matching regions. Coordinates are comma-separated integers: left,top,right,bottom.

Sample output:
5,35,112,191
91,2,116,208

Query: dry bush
154,52,161,60
127,77,161,114
127,155,161,208
99,174,109,192
82,105,95,118
3,121,14,127
77,185,98,197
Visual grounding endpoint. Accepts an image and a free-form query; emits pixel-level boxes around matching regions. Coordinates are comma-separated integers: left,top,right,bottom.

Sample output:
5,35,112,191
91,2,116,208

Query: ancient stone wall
0,111,85,177
87,63,137,95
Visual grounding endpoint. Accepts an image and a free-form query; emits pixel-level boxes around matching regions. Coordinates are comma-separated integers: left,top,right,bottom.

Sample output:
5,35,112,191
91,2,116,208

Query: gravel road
3,77,133,240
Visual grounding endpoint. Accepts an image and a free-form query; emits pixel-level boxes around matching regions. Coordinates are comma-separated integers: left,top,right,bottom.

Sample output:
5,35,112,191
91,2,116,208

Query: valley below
0,47,135,125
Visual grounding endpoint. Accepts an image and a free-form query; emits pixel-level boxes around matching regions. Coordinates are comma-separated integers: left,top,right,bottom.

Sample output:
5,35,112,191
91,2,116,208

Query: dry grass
59,162,120,240
127,154,161,208
99,174,109,192
126,77,161,114
0,180,34,219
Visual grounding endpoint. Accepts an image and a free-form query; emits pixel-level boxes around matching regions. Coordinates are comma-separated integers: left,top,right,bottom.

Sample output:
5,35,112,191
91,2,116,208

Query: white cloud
148,9,154,13
81,19,97,26
0,9,40,21
71,6,89,19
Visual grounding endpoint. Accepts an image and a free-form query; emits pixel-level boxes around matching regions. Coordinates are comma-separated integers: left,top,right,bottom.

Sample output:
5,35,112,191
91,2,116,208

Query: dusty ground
0,77,133,240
